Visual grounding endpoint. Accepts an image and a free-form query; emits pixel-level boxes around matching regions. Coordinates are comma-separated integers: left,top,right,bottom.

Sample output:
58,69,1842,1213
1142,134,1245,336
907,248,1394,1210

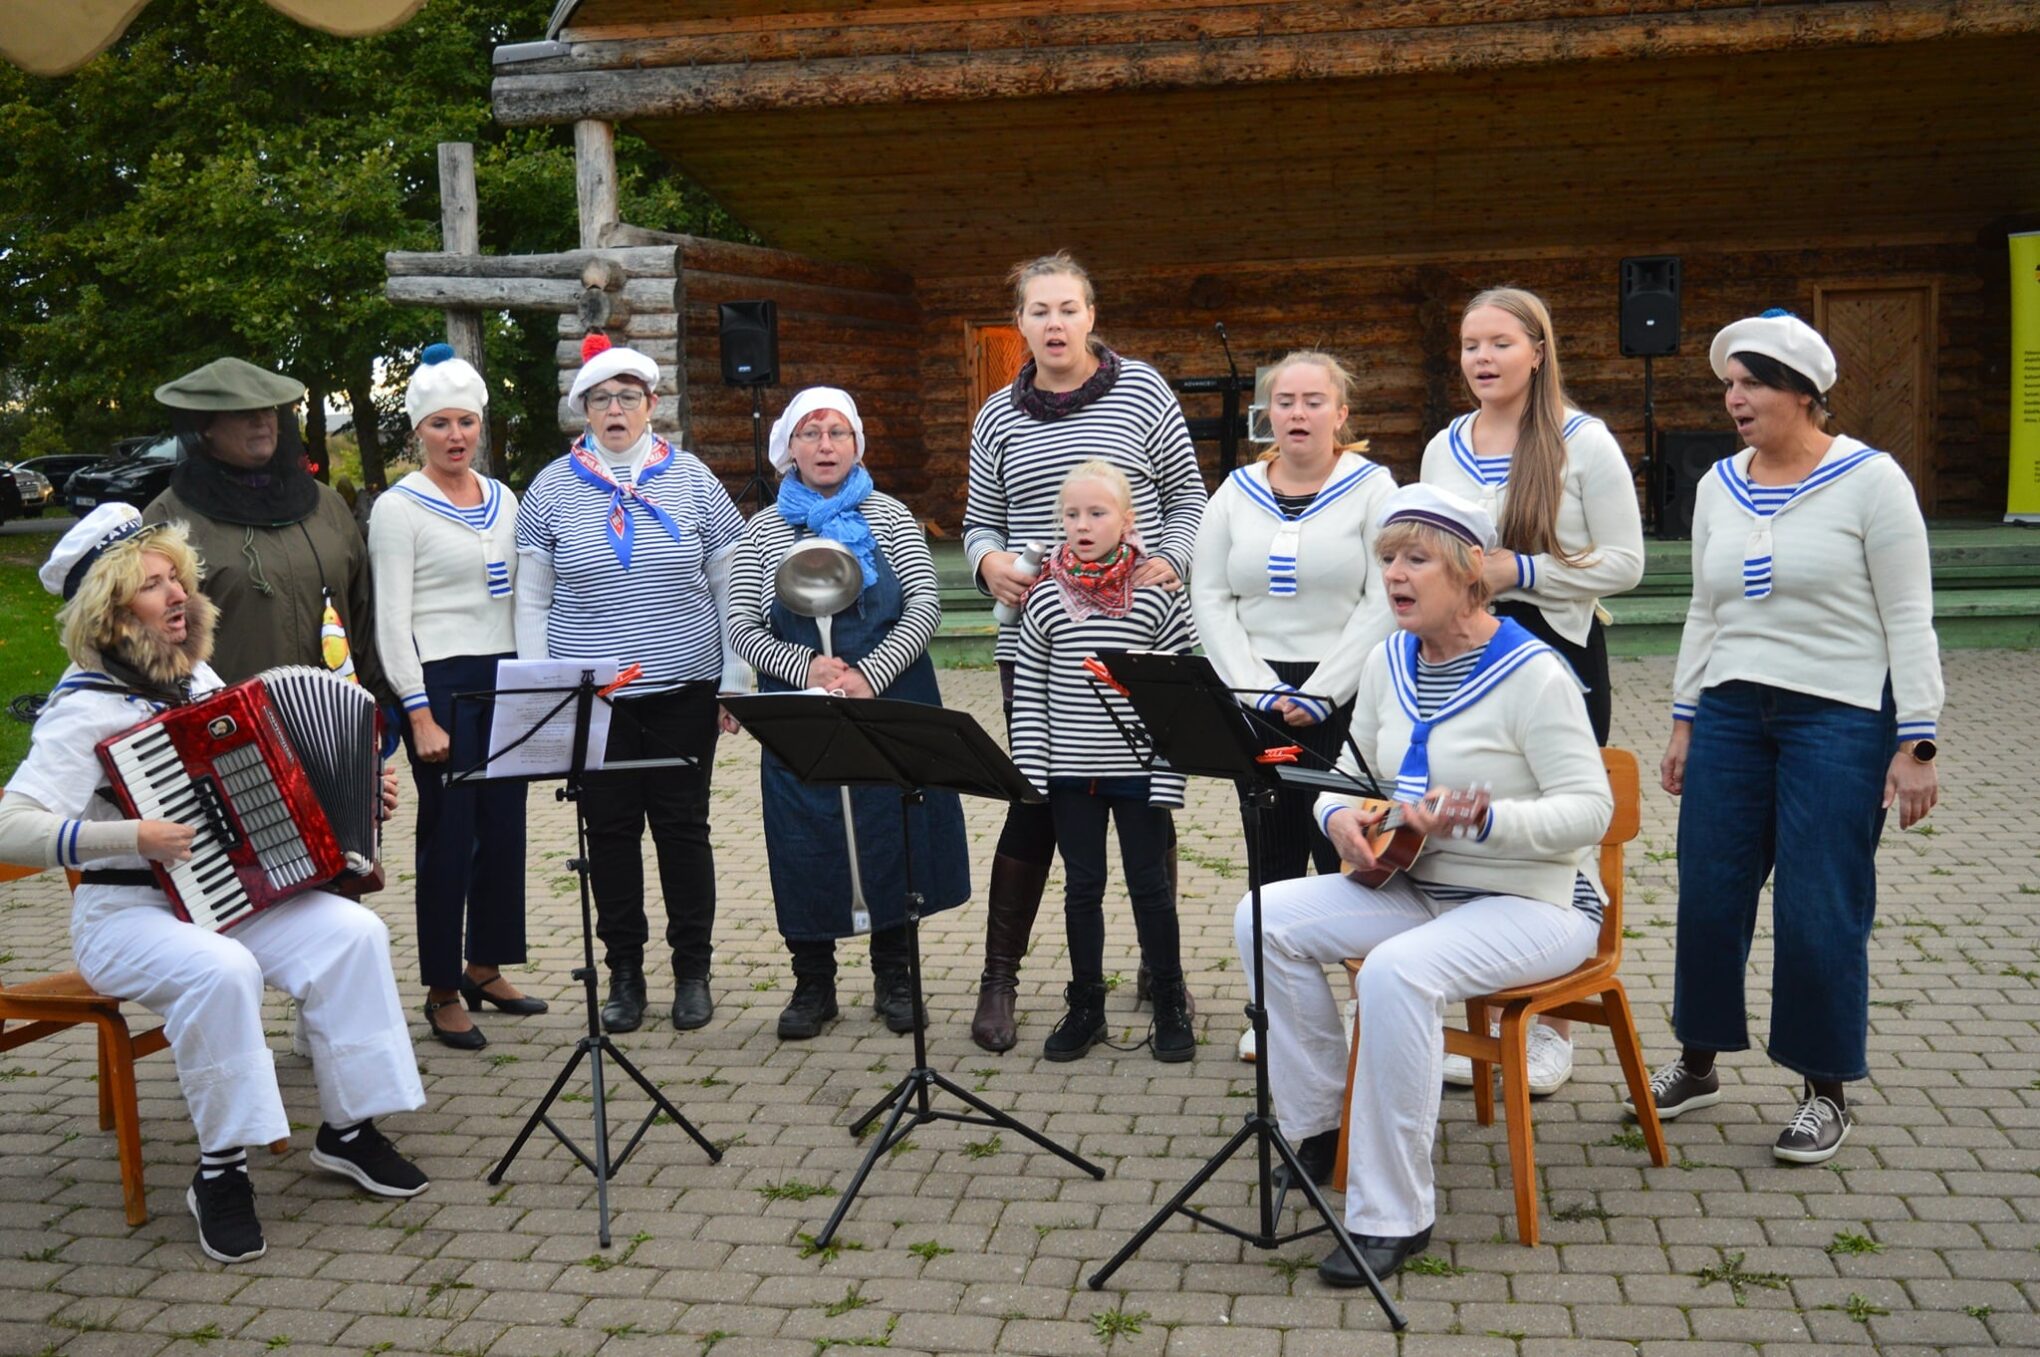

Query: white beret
404,343,488,427
1377,483,1498,552
768,387,866,474
1709,309,1838,394
567,333,661,417
41,503,146,599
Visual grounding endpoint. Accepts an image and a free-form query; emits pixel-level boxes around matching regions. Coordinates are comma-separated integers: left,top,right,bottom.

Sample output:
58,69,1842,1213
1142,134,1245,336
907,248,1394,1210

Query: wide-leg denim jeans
1673,680,1896,1082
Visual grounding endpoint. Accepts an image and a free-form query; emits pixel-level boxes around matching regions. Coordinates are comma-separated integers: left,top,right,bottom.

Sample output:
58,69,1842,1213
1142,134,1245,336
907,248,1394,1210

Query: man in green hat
143,358,387,697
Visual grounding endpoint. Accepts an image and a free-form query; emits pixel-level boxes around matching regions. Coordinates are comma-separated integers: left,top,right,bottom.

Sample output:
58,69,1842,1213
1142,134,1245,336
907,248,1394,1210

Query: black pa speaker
1659,429,1738,539
718,300,780,387
1619,256,1682,358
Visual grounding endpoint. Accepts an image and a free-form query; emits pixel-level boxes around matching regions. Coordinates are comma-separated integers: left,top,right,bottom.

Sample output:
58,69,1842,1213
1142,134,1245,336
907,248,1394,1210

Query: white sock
198,1148,247,1180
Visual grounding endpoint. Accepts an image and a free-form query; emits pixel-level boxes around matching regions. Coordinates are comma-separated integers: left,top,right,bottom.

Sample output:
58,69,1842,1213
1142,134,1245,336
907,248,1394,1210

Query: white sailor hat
404,343,488,426
566,332,662,417
1376,483,1498,552
768,387,867,474
1709,309,1838,394
41,503,148,600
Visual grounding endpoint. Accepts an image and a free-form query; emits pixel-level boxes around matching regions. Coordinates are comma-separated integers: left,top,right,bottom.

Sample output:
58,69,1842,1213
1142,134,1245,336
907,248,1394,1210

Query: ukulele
1342,786,1492,888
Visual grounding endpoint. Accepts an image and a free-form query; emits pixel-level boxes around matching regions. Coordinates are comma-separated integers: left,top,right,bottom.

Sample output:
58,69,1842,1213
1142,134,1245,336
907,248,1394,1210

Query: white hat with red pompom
566,332,661,417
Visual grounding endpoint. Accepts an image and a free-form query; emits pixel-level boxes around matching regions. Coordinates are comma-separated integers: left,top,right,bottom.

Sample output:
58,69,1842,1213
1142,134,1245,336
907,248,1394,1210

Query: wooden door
1815,283,1936,512
969,323,1027,415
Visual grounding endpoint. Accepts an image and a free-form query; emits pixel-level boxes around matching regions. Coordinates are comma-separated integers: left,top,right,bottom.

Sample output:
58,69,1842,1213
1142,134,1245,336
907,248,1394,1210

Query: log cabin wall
912,238,2007,530
552,230,924,500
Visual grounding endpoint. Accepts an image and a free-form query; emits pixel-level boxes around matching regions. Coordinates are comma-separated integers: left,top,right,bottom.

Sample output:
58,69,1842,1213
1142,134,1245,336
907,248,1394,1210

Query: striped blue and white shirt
515,444,745,694
368,472,520,709
963,359,1207,663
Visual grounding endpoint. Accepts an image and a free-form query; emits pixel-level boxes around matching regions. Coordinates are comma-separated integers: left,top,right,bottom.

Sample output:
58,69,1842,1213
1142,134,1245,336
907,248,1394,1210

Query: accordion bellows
96,666,382,931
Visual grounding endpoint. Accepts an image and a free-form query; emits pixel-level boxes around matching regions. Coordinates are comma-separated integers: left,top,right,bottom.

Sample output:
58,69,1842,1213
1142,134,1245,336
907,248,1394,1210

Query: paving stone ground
0,652,2034,1357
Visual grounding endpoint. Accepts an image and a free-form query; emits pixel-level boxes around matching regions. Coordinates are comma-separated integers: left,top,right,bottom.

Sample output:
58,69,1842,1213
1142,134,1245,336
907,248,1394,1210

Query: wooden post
575,120,619,251
437,142,491,476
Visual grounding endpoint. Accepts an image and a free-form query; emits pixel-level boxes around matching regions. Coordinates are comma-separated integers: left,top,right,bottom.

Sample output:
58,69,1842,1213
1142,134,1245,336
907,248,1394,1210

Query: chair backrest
1594,747,1641,964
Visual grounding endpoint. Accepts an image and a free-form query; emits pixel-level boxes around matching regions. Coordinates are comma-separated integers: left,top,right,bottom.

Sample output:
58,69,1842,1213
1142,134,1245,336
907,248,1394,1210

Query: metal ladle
772,537,873,934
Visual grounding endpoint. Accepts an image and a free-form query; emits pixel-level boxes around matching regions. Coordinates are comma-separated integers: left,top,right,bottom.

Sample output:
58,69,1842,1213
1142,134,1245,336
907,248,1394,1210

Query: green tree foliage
0,0,748,486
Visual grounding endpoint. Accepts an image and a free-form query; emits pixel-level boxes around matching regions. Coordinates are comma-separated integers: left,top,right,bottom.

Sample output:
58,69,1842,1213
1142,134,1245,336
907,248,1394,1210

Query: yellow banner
2010,232,2040,521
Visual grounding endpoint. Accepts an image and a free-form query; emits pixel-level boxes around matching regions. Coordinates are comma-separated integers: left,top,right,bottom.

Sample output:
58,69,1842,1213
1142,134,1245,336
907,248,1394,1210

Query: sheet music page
484,659,617,777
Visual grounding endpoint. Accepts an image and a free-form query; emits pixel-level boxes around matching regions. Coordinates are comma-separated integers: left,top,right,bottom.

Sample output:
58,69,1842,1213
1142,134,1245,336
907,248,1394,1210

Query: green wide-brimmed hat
153,357,307,411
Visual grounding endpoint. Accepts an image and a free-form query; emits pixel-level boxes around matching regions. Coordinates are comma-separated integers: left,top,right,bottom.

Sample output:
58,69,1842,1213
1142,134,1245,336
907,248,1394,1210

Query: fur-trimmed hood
90,590,219,704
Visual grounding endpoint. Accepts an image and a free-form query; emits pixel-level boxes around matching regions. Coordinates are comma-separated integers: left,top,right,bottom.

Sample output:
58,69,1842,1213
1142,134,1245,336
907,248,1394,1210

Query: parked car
0,460,53,522
65,434,182,513
15,453,102,500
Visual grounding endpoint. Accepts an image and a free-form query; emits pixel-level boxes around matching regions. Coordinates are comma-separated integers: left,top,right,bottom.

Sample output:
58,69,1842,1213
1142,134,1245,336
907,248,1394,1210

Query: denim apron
760,535,972,940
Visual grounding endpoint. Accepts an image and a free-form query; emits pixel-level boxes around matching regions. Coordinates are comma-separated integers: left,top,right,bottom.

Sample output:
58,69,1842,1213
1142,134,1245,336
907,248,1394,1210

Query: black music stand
1076,652,1406,1328
446,671,721,1247
721,693,1106,1246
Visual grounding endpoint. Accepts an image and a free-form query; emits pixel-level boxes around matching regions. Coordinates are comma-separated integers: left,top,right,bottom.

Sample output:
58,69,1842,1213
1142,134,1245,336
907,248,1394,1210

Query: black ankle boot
1274,1127,1339,1194
1043,982,1107,1062
776,975,838,1040
872,967,923,1034
600,963,647,1033
1149,975,1194,1063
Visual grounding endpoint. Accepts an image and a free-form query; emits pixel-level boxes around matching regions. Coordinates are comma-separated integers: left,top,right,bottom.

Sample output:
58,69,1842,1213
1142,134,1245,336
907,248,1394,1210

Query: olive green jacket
143,483,390,703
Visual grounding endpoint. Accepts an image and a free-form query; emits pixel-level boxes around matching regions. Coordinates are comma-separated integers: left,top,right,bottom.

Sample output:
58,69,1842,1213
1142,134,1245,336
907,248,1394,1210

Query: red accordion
95,666,382,931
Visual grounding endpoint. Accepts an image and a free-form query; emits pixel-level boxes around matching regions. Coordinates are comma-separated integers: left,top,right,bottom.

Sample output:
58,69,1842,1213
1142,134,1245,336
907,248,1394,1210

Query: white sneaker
1525,1025,1574,1096
1441,1017,1501,1088
1237,1027,1256,1063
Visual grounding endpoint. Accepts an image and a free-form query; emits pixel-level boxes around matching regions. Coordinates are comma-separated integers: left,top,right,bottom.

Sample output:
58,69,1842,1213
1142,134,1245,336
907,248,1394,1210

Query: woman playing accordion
0,506,428,1265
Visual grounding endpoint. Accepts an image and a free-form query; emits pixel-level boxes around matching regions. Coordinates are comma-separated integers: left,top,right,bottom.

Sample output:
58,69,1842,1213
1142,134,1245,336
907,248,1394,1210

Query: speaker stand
735,385,775,512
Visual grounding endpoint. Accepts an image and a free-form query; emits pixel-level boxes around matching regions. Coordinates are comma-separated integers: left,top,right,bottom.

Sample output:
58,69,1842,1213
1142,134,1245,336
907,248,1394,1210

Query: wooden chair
1331,747,1668,1245
0,864,284,1227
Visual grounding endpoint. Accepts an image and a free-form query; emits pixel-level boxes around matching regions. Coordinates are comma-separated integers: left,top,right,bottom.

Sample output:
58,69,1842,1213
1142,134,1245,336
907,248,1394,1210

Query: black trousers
1492,601,1613,745
994,661,1060,866
1237,657,1352,885
788,926,911,982
584,682,720,977
403,653,528,989
1048,779,1181,989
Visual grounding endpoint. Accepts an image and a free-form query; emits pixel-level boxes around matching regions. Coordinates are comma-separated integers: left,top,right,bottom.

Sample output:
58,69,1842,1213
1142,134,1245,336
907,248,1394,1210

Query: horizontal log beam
494,2,2040,122
385,247,676,279
388,275,680,313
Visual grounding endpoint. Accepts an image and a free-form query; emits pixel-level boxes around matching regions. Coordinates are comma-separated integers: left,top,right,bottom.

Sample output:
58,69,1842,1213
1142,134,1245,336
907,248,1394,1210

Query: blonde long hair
1254,350,1371,463
1463,288,1587,566
57,521,214,672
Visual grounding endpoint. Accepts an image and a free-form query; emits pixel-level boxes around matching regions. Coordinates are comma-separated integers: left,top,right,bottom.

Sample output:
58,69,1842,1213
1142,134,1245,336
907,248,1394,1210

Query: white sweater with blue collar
1420,409,1645,645
1190,451,1396,712
1672,435,1943,740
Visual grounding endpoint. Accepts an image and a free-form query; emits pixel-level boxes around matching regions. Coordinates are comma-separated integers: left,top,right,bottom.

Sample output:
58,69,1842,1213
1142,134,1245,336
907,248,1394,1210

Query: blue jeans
1674,681,1895,1082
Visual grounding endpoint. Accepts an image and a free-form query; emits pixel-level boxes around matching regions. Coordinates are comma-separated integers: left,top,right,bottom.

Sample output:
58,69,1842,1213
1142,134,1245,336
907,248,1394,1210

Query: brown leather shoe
971,852,1051,1053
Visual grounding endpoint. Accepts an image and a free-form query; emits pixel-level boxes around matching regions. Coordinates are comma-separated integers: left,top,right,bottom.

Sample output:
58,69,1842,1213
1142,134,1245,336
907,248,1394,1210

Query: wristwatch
1906,739,1938,764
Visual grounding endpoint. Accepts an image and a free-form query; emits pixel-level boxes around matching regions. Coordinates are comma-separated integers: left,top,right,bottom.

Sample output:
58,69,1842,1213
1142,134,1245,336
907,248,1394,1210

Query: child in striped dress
1010,461,1198,1062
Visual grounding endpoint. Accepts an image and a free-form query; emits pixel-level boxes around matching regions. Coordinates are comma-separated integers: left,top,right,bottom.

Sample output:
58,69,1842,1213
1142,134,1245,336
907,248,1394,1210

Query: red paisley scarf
1045,542,1138,621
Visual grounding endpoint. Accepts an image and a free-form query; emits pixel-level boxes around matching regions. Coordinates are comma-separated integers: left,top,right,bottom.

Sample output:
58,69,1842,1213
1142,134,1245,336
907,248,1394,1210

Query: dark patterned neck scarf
1045,542,1137,621
1011,345,1122,423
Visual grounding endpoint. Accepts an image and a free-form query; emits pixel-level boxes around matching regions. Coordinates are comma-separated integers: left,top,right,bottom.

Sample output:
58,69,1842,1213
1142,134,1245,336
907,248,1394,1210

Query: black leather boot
600,963,647,1033
1150,975,1195,1063
776,975,838,1040
971,853,1051,1052
1042,982,1108,1062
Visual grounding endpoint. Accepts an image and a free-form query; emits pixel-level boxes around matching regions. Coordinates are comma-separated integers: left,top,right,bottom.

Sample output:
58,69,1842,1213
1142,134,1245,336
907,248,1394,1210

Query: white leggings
72,888,425,1152
1234,873,1596,1237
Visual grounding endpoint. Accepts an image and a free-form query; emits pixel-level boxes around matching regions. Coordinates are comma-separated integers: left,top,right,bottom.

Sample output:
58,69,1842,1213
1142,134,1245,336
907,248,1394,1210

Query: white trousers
1234,874,1596,1237
71,888,425,1153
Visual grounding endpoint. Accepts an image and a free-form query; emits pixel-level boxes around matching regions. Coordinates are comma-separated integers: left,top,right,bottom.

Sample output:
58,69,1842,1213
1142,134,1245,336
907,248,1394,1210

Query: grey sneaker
1773,1090,1853,1164
1623,1056,1722,1120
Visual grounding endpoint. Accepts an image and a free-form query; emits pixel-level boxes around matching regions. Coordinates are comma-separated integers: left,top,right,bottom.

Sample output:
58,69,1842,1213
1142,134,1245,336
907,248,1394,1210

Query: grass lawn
0,553,69,771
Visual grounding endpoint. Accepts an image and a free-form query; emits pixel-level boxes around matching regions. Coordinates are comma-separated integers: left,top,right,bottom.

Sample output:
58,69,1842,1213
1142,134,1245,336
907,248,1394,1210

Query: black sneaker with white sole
1622,1057,1723,1120
309,1120,429,1198
187,1164,266,1264
1773,1089,1853,1164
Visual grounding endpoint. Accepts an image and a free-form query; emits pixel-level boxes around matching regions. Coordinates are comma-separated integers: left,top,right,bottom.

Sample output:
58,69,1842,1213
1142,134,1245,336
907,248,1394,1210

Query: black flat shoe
423,997,487,1051
1318,1225,1433,1287
1273,1128,1339,1196
460,973,550,1016
670,977,714,1031
602,964,647,1033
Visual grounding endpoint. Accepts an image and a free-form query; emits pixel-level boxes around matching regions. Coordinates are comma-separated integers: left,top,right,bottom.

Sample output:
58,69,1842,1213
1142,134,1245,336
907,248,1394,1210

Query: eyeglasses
792,427,856,446
586,389,647,412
